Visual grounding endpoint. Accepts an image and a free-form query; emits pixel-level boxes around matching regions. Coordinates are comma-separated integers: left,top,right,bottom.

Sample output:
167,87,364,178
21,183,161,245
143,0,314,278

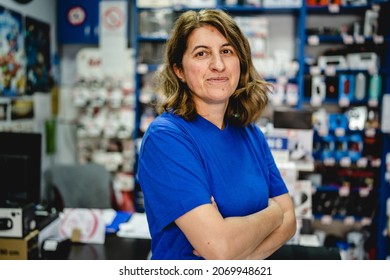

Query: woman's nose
210,54,225,72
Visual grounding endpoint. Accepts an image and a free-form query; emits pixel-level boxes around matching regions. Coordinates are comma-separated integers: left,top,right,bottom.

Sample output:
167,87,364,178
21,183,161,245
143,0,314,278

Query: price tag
342,35,354,45
371,158,381,167
359,187,371,197
368,98,378,107
137,64,148,74
324,158,336,166
344,216,355,225
354,35,365,44
328,4,340,13
373,34,384,44
340,157,351,167
339,97,350,108
325,66,336,76
308,35,320,46
365,128,376,137
335,127,345,137
321,215,333,225
361,217,372,226
310,96,322,107
357,157,368,168
310,66,321,75
339,186,350,197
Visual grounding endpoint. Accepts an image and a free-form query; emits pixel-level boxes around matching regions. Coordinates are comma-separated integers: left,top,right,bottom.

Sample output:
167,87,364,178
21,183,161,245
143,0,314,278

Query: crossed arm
175,193,296,260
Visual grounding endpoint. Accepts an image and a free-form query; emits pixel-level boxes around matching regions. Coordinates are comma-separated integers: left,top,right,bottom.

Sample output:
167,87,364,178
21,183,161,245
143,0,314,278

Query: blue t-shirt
138,112,288,259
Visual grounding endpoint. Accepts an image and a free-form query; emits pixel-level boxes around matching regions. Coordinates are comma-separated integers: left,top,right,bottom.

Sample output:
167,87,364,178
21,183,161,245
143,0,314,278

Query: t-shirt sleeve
138,124,211,234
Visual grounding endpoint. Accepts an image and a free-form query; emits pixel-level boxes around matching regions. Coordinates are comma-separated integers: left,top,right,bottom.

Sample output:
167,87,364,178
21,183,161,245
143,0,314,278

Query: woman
137,9,296,260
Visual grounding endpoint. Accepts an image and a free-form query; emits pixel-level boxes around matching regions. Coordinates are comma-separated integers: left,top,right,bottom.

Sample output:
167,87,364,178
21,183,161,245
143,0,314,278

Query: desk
66,241,339,260
266,244,341,260
42,234,151,260
43,231,339,260
68,234,151,260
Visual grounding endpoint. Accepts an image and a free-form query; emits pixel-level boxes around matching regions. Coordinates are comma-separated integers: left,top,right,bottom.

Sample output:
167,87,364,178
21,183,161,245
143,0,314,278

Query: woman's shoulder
147,112,186,134
243,122,267,142
245,122,264,134
141,112,196,149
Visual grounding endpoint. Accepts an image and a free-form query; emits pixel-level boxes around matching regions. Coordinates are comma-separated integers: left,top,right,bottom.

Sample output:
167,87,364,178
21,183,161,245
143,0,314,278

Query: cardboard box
0,230,39,260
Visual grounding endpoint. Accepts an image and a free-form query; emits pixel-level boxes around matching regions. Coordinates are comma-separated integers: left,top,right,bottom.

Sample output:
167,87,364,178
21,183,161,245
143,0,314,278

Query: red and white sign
67,6,86,26
99,1,128,78
102,6,125,31
99,1,127,48
60,208,105,244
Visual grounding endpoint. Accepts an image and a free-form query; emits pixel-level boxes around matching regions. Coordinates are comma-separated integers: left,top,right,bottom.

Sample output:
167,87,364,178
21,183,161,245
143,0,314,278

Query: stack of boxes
0,203,39,260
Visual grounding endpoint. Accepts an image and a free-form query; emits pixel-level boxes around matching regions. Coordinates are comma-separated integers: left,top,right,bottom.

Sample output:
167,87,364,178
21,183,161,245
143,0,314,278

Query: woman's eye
196,51,205,57
222,49,233,54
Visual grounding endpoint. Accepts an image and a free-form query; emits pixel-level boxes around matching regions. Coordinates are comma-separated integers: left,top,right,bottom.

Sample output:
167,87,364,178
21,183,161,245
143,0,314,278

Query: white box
347,52,379,71
0,204,36,238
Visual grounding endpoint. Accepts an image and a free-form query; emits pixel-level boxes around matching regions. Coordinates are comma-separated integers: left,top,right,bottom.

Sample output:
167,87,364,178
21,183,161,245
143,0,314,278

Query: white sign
99,1,128,78
99,1,127,50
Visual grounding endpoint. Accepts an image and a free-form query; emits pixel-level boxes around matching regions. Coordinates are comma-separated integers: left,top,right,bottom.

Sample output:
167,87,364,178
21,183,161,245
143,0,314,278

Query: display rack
304,1,390,259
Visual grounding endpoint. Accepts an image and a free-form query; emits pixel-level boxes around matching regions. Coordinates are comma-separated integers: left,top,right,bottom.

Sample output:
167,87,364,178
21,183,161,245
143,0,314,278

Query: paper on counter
117,212,151,239
59,208,106,244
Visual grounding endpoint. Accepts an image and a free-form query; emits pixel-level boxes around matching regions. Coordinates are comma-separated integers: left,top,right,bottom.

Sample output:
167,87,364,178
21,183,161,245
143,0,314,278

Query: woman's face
174,25,240,113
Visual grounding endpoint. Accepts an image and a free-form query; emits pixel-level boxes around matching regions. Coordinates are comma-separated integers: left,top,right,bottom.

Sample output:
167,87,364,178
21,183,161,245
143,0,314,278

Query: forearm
177,201,284,260
244,208,297,260
220,202,284,260
175,194,295,259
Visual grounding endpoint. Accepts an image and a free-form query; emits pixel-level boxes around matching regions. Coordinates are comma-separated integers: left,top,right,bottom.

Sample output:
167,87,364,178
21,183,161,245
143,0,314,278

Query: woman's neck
196,100,228,130
197,109,226,130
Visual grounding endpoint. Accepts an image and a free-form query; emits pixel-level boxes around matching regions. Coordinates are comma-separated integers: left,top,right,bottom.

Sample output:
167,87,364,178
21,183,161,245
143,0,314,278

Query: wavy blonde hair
155,9,271,127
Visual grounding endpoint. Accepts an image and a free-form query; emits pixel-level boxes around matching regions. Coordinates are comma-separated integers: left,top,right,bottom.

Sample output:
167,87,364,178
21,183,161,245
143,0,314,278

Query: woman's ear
173,64,185,82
